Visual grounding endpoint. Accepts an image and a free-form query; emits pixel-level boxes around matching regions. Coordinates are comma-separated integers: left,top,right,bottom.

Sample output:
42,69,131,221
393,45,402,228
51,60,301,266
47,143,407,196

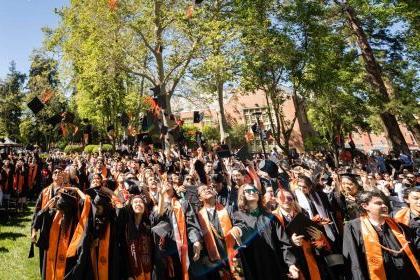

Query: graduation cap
160,125,168,135
93,190,112,207
137,133,153,145
217,144,232,158
46,114,62,127
119,112,129,127
107,125,115,132
258,159,279,178
193,111,204,123
285,212,322,240
150,85,161,96
61,112,75,123
251,123,259,134
27,97,45,114
153,95,167,110
234,146,250,161
152,221,172,238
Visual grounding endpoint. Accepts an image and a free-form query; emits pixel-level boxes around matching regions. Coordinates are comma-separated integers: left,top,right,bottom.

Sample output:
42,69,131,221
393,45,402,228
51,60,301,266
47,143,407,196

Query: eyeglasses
244,188,258,195
53,170,62,175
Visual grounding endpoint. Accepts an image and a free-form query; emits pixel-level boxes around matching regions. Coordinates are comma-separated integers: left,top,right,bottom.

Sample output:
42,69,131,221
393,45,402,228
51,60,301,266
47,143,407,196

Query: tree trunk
339,1,410,154
407,121,420,145
216,77,227,143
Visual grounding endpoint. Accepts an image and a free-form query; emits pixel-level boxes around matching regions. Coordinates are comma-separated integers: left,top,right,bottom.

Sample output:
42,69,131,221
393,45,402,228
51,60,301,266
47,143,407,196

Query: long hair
237,184,266,213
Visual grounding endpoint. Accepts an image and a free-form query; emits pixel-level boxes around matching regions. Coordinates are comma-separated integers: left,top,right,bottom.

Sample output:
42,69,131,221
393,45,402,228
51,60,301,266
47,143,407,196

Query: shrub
64,144,84,153
84,145,97,153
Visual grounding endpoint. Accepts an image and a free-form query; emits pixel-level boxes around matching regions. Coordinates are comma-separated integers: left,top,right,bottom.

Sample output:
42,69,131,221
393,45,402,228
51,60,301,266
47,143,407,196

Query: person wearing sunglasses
273,189,332,280
231,184,300,279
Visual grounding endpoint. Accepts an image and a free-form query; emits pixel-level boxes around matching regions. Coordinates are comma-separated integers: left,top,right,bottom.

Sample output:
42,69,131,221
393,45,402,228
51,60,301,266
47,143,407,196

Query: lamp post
252,111,267,158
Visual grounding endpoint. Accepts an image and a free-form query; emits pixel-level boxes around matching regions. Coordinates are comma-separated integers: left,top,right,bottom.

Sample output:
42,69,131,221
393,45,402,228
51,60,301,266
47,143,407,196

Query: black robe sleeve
342,219,369,280
272,216,296,267
182,200,202,244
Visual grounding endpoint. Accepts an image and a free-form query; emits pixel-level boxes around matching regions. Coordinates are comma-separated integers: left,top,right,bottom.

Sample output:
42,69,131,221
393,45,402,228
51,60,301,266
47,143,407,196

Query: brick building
178,88,418,153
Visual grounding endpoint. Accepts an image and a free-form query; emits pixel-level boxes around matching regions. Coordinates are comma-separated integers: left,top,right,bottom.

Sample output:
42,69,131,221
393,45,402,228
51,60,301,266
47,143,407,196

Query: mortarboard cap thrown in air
27,97,45,114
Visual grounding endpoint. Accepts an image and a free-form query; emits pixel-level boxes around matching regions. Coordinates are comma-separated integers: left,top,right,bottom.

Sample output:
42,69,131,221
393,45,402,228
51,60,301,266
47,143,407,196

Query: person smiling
232,184,299,280
343,191,420,280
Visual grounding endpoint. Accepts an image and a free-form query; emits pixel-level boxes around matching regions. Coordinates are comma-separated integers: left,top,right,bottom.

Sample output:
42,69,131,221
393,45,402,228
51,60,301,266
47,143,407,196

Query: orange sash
394,207,411,226
41,186,53,209
197,204,237,274
172,198,189,280
91,223,111,280
28,164,38,190
67,196,92,258
45,212,71,280
13,173,25,194
273,212,321,280
360,216,420,280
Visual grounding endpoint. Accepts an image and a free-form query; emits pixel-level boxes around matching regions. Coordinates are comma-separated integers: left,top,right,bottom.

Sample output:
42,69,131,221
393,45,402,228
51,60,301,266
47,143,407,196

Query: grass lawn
0,204,40,280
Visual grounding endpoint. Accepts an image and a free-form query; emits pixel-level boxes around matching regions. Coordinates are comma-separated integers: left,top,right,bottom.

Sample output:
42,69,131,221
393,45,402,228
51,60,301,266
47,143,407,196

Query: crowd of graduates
0,142,419,280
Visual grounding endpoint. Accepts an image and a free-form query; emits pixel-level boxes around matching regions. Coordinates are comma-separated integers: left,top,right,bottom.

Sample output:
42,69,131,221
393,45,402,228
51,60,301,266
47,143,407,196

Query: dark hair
403,187,420,201
356,190,388,215
237,184,266,213
297,175,313,190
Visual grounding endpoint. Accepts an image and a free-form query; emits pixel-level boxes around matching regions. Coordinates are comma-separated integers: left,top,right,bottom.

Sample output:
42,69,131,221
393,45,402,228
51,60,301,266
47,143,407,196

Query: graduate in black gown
343,191,420,280
272,189,333,280
231,184,299,280
392,188,420,255
150,177,202,280
194,184,241,280
32,190,81,280
64,187,120,280
117,193,153,280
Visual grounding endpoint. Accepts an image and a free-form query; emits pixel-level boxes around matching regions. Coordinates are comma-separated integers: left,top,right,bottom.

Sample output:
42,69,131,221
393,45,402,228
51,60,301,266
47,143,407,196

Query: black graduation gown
280,211,334,280
116,205,153,280
150,199,202,280
64,204,120,280
33,209,77,280
233,210,296,280
31,186,58,274
391,210,420,256
194,208,231,280
216,185,238,214
342,218,420,280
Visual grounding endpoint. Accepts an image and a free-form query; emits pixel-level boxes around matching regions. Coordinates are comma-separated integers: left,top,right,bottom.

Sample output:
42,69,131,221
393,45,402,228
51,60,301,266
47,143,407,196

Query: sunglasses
244,188,258,195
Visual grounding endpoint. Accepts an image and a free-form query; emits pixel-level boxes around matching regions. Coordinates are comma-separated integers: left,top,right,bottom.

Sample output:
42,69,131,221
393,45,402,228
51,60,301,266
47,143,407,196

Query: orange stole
197,204,237,274
41,186,53,209
273,212,321,280
172,198,189,280
13,173,25,194
67,196,92,258
28,164,38,190
394,207,411,226
360,216,420,280
91,223,111,280
45,212,71,280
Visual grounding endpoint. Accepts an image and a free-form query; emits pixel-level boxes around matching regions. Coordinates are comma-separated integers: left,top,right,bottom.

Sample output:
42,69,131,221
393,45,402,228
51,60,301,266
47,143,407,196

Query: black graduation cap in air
46,114,62,126
61,112,75,123
234,146,250,161
195,0,204,4
193,111,204,123
27,97,45,114
119,112,129,127
217,144,232,158
153,95,167,110
251,122,259,134
107,125,115,132
150,85,161,96
137,133,153,145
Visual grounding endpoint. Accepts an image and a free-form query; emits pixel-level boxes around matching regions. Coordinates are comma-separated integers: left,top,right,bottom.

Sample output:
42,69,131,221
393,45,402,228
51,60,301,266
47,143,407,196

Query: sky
0,0,69,78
